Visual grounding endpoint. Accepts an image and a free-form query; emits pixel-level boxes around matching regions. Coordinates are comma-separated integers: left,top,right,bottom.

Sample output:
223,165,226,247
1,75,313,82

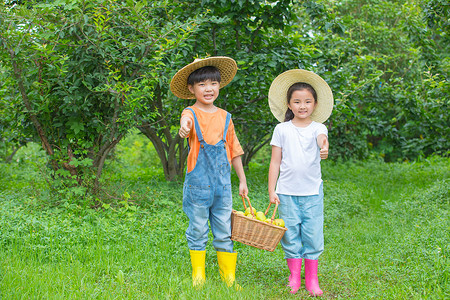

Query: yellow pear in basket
274,219,285,227
264,218,273,224
255,211,266,221
235,211,245,215
244,207,256,216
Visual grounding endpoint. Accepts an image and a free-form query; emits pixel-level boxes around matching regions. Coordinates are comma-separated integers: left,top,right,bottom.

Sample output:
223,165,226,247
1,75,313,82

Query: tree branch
6,42,55,161
93,135,123,192
229,95,266,114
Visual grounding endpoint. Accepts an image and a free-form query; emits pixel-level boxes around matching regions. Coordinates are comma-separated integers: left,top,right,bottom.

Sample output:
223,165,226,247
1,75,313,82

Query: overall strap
223,112,231,141
185,107,204,142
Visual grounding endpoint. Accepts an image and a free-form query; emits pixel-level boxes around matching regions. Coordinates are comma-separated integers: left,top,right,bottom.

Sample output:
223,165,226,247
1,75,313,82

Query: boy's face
188,79,220,107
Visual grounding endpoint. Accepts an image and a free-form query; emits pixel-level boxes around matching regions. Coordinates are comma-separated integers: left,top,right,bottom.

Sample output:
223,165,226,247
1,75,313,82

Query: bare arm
317,134,329,160
231,155,248,197
268,145,282,204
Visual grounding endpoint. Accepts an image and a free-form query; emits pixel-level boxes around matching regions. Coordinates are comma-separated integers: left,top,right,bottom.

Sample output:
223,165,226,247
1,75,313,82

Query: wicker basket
231,196,287,252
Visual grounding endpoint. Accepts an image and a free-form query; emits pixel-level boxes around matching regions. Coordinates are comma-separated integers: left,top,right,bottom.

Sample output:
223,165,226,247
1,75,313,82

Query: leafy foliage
308,0,449,161
0,66,30,162
136,0,299,179
0,0,448,193
0,0,197,190
137,0,449,183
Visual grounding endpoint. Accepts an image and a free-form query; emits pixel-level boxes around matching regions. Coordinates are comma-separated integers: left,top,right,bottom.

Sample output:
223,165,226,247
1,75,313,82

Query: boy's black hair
284,82,318,122
187,66,221,86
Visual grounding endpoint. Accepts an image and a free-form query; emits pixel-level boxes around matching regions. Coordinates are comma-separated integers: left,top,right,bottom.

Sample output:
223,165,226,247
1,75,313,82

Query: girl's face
288,89,317,122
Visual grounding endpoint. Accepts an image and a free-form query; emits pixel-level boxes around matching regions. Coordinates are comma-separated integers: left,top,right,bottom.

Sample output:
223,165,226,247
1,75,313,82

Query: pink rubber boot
304,259,323,296
286,258,302,294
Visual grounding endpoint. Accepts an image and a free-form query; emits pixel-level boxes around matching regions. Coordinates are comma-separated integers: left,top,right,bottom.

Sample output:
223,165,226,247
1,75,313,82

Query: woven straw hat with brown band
170,56,238,99
268,69,334,123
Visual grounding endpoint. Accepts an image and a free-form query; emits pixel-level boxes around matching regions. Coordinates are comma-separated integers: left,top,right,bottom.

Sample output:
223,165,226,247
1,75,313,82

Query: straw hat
170,56,238,99
268,69,334,123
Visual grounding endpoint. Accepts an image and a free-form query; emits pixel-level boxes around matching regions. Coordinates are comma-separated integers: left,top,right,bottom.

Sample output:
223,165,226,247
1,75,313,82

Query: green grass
0,140,448,299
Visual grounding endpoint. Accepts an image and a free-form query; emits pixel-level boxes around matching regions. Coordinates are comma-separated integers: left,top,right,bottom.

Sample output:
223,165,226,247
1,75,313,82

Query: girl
267,69,333,296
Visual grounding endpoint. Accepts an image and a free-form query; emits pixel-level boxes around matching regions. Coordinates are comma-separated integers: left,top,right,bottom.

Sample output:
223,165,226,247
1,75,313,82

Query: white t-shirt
270,120,328,196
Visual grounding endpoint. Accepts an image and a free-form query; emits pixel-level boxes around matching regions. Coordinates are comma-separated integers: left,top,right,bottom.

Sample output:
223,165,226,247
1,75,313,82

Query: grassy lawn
0,139,448,299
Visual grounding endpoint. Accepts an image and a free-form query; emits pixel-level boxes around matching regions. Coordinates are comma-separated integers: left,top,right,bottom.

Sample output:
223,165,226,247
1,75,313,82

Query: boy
170,56,248,288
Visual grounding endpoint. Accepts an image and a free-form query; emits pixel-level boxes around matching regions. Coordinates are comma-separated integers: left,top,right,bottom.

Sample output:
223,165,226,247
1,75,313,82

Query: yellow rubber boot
217,251,241,289
189,250,206,287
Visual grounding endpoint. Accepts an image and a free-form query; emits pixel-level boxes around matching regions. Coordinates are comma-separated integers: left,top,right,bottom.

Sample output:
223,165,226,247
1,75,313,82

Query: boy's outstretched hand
179,117,192,138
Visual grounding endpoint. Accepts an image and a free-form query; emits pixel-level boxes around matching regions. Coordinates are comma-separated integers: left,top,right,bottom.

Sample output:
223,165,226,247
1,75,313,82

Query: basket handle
241,195,247,210
241,195,255,217
264,202,279,222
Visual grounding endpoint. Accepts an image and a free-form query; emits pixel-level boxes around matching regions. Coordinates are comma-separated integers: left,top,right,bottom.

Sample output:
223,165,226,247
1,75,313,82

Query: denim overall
182,108,234,253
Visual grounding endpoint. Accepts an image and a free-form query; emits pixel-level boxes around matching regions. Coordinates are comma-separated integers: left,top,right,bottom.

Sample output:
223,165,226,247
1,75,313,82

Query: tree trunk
137,82,189,181
137,124,188,181
93,136,123,192
241,136,271,167
5,145,21,163
8,47,56,164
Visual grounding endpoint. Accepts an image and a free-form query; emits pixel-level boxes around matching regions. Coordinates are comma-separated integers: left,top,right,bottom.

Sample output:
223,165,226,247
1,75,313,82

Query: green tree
0,0,197,192
137,0,310,180
302,0,449,161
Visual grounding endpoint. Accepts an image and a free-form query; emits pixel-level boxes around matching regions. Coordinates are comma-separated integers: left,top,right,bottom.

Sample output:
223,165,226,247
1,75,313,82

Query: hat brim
170,56,237,99
268,69,334,123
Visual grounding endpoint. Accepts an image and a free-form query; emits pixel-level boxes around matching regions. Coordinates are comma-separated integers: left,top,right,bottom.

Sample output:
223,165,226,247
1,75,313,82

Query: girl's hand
318,135,329,159
269,191,280,204
320,146,328,159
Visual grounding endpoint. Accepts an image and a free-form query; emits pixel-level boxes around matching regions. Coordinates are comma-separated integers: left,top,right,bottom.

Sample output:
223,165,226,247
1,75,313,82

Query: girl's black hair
187,66,221,85
284,82,317,122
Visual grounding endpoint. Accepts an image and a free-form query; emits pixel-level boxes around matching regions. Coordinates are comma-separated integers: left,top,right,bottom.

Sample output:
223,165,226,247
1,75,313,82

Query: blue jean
278,183,324,260
182,108,234,253
183,183,233,252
